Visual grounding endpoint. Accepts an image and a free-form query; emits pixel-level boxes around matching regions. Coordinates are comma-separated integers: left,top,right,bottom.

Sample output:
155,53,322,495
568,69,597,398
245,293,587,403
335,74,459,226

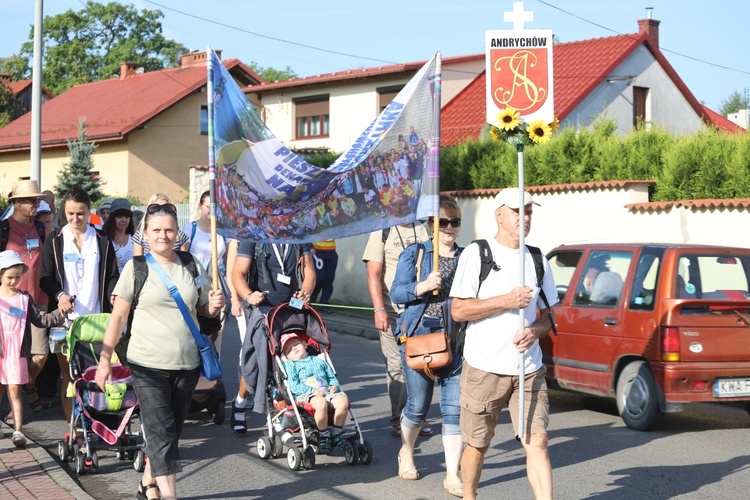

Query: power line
536,0,750,76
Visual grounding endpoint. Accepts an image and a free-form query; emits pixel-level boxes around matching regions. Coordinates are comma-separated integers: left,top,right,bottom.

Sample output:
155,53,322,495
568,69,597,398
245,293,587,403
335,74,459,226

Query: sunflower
489,126,503,142
497,107,520,132
527,119,552,144
549,116,559,132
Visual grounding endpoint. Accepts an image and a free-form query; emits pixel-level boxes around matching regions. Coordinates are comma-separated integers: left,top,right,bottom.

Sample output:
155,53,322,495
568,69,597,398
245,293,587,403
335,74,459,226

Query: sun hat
280,332,308,353
36,200,53,214
0,250,29,274
109,198,132,215
494,189,540,210
8,180,43,199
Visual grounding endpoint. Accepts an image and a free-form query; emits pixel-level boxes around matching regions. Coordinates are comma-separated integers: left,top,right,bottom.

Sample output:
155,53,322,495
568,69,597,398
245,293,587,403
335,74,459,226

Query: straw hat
8,180,44,200
0,250,29,274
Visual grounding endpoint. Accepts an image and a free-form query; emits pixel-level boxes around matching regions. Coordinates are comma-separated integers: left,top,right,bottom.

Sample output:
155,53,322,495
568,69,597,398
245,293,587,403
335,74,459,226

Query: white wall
328,184,750,307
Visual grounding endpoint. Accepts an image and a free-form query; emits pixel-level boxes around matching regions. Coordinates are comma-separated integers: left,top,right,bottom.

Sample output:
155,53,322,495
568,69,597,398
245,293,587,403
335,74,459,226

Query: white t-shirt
182,221,227,271
449,239,558,375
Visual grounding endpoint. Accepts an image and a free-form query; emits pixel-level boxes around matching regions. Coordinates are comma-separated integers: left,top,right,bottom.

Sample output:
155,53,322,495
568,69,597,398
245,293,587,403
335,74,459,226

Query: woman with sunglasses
132,193,189,256
39,187,120,423
95,202,224,500
390,194,464,497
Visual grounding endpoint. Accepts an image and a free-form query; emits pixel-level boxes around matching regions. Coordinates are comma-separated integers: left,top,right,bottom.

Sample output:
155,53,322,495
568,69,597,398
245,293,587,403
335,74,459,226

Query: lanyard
271,244,289,274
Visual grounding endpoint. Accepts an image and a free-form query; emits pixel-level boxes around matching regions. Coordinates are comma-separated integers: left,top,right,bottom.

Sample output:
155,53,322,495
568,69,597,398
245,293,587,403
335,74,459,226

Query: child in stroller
281,332,351,455
256,303,373,471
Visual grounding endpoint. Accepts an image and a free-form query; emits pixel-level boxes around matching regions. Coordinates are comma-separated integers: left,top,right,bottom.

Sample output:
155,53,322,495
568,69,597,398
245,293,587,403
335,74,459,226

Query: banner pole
432,52,442,284
207,47,219,291
517,143,526,440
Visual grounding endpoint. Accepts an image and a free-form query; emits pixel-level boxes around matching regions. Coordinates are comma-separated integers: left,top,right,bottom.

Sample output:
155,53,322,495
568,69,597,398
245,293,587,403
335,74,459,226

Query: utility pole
30,0,43,183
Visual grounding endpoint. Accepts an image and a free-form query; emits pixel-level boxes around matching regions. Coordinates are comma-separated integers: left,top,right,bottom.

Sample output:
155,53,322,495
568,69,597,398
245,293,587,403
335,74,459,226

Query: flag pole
432,52,442,285
517,143,526,439
207,47,219,291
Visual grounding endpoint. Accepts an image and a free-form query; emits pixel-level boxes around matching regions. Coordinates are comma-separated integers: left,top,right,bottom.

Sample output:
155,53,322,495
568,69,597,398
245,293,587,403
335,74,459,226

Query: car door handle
604,318,617,325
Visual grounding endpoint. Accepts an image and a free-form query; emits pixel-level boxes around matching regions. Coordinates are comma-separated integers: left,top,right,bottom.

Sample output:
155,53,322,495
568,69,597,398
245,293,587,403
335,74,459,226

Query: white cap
0,250,28,274
494,189,540,210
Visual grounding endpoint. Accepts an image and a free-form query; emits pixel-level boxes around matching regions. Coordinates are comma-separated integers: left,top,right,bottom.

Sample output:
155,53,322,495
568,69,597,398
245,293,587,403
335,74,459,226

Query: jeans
400,319,462,435
129,362,200,477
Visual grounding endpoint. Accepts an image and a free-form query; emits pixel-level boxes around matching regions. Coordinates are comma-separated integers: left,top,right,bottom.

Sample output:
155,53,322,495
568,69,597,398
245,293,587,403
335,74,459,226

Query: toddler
281,332,352,454
0,251,63,447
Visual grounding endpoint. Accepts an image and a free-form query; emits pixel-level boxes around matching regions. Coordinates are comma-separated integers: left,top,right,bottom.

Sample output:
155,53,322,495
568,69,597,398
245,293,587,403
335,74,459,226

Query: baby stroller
57,313,145,475
255,303,373,471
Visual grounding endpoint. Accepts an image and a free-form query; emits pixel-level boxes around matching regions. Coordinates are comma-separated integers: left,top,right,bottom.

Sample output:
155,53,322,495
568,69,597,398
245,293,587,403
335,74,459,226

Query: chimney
119,62,140,80
0,73,10,86
637,8,660,48
180,50,222,68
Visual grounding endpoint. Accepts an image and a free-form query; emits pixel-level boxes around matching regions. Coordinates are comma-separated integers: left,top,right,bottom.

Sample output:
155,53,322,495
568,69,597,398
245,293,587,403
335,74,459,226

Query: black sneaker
318,436,332,454
230,401,247,436
332,433,352,452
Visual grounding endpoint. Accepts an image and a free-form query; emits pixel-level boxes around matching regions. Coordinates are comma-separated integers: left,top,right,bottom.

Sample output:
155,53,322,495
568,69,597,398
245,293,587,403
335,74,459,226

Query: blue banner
209,48,441,243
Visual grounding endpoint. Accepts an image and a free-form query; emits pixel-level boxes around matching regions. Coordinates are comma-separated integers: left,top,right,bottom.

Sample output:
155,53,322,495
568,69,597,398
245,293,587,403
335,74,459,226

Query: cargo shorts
459,361,549,448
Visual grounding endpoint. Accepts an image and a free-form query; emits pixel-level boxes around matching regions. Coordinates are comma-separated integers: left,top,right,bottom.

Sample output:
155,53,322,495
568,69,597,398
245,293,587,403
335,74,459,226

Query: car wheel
616,361,664,430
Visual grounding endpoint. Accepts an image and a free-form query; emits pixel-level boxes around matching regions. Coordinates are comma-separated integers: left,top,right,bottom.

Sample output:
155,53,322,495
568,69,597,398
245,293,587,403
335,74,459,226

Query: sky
1,0,748,111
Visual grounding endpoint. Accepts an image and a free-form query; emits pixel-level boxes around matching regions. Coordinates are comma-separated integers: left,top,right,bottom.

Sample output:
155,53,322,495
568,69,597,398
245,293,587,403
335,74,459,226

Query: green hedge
440,121,750,201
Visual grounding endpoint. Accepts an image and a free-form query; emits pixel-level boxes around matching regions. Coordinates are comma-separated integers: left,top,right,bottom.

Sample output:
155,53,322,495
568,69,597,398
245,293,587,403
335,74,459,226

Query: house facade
0,51,263,201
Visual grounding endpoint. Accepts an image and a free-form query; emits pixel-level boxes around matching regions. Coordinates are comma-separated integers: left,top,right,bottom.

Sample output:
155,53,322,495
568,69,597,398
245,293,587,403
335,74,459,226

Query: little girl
0,251,63,447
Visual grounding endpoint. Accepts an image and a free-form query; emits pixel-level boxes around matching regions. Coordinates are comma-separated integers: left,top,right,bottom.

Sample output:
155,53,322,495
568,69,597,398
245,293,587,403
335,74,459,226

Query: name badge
289,297,304,309
8,306,24,318
194,274,207,288
63,253,78,263
26,238,40,249
276,273,291,285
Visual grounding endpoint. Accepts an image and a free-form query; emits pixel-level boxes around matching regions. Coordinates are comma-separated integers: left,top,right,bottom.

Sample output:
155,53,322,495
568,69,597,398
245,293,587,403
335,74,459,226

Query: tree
0,85,23,128
12,1,188,96
0,55,30,82
56,117,103,202
249,62,297,82
719,90,749,116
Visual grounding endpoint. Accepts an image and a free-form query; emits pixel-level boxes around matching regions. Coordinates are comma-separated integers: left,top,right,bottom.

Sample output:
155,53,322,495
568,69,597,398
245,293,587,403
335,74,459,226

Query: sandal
398,453,419,480
4,410,13,427
11,431,27,448
23,383,43,414
136,480,162,500
230,401,247,436
419,421,434,437
444,478,464,498
391,422,401,437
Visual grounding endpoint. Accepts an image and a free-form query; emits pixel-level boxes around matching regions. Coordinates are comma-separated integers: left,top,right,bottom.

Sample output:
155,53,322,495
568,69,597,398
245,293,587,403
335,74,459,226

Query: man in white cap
449,188,557,500
0,180,50,418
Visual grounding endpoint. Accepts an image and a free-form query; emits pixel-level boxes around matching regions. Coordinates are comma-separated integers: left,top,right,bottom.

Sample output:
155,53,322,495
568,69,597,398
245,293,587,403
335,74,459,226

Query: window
573,251,632,307
547,251,583,303
629,247,664,310
377,85,404,112
633,86,649,129
200,106,208,135
295,95,329,139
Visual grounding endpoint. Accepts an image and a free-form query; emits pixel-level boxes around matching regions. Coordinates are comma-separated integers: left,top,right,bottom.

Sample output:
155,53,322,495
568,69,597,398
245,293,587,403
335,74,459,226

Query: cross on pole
504,1,533,30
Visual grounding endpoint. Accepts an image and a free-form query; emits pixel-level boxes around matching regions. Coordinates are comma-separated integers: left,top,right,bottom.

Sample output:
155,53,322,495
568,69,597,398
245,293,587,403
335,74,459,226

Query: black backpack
454,239,557,356
246,243,305,291
0,218,46,251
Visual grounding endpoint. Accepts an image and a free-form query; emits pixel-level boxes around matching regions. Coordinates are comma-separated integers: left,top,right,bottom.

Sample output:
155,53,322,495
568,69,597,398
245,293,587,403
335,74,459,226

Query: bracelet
373,307,385,313
244,292,253,305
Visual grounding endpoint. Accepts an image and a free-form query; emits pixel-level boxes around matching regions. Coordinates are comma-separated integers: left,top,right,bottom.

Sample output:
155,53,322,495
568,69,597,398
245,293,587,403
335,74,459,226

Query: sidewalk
0,306,375,500
0,432,94,499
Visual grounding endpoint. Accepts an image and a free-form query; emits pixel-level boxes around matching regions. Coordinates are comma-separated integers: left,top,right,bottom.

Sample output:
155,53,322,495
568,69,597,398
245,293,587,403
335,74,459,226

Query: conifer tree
55,117,103,201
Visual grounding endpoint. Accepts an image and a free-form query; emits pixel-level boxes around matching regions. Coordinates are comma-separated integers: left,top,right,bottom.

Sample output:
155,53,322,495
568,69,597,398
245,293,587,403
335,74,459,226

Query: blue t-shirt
237,241,311,308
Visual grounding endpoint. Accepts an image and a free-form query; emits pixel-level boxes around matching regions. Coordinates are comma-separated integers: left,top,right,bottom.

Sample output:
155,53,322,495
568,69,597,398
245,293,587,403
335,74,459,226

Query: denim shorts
129,362,200,477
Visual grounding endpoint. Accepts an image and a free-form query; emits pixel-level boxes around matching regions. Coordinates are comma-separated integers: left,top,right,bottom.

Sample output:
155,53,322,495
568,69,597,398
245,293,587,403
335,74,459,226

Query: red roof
4,79,33,95
441,32,739,146
0,59,261,152
627,198,750,212
444,180,655,198
701,105,745,133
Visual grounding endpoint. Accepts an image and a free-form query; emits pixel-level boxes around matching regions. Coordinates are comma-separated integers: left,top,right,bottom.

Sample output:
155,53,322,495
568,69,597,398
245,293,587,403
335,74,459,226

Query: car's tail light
692,380,708,392
661,326,681,362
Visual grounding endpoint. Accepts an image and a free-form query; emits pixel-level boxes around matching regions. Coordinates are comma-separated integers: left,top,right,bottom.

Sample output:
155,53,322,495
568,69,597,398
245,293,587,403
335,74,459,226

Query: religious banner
209,48,441,243
485,2,554,124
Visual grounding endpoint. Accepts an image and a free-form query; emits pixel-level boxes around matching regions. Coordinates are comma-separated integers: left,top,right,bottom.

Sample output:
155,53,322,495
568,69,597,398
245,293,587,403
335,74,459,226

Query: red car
541,243,750,430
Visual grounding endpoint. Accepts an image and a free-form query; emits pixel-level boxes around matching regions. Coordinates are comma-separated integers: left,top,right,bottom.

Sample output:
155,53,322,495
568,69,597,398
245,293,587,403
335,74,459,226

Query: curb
27,442,96,500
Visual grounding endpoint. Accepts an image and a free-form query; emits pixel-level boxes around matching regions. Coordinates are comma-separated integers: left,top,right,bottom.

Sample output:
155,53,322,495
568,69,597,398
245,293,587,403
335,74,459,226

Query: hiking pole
516,144,526,440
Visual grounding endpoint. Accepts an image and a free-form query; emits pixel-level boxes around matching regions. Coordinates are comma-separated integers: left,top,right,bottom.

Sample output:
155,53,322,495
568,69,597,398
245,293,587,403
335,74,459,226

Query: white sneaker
12,431,27,448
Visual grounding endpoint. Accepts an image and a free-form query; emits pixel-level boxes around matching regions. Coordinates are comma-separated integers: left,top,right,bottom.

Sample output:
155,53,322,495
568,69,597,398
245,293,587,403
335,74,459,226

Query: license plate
713,378,750,397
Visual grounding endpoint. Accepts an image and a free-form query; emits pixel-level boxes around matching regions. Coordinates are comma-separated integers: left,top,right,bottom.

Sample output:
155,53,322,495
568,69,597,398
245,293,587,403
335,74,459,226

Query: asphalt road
14,317,750,499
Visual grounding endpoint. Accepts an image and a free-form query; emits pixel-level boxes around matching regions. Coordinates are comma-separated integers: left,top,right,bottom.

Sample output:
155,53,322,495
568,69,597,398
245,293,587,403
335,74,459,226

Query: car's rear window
676,254,750,300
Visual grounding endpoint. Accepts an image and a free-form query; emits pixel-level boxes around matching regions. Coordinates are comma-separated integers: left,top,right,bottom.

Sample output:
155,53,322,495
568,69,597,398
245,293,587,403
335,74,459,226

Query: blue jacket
390,240,462,338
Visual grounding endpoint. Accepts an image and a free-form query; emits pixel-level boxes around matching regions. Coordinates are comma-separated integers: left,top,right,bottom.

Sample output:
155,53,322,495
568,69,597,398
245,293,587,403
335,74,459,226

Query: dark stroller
255,303,373,471
57,313,145,475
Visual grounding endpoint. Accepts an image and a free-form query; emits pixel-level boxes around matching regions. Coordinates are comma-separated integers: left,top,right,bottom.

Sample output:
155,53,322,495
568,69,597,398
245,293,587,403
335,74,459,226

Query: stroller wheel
213,400,226,425
358,440,374,465
345,442,359,466
271,435,284,458
256,437,272,460
287,446,302,471
88,451,99,474
303,446,316,470
74,450,85,475
58,440,70,462
116,450,126,461
134,449,146,472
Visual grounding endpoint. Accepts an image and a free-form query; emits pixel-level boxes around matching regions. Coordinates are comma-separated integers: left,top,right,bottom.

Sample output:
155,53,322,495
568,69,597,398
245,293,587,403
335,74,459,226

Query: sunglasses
435,217,461,229
17,197,41,205
146,203,177,214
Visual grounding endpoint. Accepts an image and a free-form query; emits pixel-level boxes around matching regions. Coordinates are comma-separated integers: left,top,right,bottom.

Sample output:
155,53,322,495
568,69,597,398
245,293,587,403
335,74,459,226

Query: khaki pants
379,312,406,427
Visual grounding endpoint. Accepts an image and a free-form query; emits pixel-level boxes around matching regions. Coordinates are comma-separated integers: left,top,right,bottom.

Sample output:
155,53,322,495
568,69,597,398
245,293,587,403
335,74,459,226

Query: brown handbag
404,331,453,381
